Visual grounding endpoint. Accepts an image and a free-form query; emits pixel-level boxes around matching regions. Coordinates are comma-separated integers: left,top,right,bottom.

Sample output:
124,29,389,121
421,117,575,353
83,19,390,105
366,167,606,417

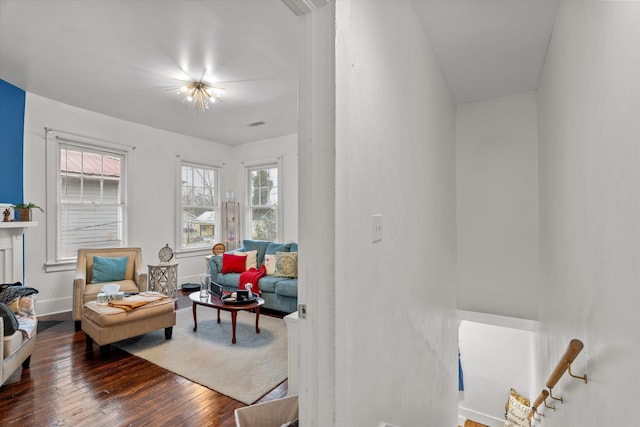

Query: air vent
246,121,266,127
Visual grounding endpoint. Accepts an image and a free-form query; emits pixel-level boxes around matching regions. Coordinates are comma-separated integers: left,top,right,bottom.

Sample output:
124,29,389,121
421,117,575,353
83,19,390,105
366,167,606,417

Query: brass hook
535,408,545,417
567,361,588,384
548,387,564,403
533,413,541,422
543,397,556,411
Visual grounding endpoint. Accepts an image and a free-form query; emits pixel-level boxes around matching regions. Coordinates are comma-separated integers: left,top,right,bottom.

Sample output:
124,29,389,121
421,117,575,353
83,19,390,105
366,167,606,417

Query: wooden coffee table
189,292,265,344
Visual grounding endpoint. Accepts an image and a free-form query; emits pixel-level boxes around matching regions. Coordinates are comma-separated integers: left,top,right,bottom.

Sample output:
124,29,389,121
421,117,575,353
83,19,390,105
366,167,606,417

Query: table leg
192,302,198,332
217,308,221,324
255,306,261,334
231,311,237,344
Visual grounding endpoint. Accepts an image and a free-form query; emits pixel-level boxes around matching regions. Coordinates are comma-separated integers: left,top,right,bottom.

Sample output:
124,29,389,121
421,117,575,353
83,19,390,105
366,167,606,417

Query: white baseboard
35,296,72,316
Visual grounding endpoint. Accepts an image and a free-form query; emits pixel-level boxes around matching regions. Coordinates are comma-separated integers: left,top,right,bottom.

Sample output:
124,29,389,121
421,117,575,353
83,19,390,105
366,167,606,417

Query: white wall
333,1,458,425
536,2,640,426
456,92,539,320
22,93,297,315
230,134,298,243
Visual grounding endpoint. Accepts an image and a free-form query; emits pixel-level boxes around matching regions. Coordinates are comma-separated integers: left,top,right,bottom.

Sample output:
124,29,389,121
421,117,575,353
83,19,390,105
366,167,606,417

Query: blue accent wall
0,79,25,204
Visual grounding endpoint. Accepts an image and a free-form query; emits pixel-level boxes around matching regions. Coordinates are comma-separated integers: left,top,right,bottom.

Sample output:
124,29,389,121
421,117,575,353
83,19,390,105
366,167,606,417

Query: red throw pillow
221,253,247,274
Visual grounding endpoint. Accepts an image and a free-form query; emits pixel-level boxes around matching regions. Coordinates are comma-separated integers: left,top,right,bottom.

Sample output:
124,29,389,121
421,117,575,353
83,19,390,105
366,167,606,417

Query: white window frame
176,159,220,254
245,159,282,242
45,131,130,271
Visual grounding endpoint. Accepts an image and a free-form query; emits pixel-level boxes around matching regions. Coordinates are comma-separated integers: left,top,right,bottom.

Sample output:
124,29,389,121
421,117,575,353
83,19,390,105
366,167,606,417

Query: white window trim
44,129,132,272
174,156,222,255
244,157,283,242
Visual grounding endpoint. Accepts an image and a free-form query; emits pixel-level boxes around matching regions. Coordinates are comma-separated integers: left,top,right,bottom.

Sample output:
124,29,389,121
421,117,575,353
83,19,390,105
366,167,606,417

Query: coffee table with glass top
189,292,265,344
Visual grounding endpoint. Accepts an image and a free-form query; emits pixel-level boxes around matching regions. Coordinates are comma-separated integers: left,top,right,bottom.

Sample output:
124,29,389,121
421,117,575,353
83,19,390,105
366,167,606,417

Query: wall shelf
221,202,240,251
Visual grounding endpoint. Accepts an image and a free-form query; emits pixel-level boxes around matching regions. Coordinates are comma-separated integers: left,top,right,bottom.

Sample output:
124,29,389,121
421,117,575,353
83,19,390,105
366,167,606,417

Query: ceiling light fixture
172,71,224,113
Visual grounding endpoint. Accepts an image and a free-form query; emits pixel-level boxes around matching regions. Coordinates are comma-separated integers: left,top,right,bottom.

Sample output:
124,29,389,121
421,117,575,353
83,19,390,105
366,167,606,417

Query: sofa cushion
242,240,271,267
275,252,298,278
235,250,258,269
92,256,128,284
217,273,242,288
275,279,298,298
0,303,19,336
256,276,280,293
289,243,298,252
266,242,291,255
222,253,247,274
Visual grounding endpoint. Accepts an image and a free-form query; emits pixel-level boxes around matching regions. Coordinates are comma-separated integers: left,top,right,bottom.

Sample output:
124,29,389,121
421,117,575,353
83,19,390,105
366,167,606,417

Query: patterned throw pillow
504,388,531,427
264,254,277,276
275,252,298,278
235,250,258,270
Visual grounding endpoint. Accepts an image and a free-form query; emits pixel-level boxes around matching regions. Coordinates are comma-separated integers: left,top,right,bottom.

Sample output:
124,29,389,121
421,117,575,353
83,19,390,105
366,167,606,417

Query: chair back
77,247,143,284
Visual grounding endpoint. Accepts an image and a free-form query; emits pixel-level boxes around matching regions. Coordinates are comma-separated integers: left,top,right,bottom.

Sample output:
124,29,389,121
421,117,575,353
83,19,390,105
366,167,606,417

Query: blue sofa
207,240,298,314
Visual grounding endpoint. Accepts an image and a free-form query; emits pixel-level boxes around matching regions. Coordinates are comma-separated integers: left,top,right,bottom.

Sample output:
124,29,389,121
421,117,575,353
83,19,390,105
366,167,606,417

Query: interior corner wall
229,134,298,244
0,79,25,204
456,91,539,320
334,1,458,425
537,2,640,426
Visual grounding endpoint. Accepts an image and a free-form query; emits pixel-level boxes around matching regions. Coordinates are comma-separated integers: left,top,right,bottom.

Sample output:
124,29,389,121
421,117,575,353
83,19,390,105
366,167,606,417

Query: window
247,164,280,241
180,162,219,250
57,142,126,260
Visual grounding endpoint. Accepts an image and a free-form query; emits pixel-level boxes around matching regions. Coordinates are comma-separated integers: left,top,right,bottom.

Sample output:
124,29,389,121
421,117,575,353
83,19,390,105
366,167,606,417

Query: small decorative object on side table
212,243,226,255
2,209,10,222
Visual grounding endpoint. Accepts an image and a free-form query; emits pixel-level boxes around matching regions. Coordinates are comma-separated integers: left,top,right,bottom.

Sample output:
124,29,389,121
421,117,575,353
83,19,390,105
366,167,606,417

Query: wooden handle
527,390,549,420
532,389,549,409
546,339,584,388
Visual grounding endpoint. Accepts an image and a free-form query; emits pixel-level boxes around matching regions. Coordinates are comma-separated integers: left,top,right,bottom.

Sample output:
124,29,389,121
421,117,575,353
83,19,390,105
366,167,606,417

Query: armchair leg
75,320,81,332
165,326,173,340
85,334,93,351
22,355,31,369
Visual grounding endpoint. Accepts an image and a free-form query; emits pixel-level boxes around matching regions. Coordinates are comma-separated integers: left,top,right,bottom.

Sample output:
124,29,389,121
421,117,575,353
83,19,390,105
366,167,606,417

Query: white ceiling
0,0,298,146
0,0,558,146
413,0,559,103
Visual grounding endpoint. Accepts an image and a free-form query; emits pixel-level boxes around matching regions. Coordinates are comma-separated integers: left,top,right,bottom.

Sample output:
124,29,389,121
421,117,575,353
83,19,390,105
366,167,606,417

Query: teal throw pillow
91,256,128,284
265,242,291,255
0,303,19,336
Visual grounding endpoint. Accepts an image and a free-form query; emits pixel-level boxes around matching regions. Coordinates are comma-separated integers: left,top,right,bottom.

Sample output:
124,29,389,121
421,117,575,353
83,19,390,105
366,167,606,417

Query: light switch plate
371,214,382,242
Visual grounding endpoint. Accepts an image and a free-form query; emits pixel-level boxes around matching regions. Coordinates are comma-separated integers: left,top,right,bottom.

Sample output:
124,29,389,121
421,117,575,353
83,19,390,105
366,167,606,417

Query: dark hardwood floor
0,292,288,427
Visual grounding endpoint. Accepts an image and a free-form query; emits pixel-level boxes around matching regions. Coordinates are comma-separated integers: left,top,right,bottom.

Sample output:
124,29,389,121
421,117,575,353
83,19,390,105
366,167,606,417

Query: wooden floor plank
0,293,289,427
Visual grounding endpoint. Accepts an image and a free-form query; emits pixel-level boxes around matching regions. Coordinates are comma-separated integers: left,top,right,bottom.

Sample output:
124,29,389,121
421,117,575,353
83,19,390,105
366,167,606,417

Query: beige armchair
73,247,148,331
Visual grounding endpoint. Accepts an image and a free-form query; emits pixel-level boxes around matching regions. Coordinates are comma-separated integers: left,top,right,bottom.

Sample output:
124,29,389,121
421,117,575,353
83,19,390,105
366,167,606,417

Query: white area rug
115,307,288,404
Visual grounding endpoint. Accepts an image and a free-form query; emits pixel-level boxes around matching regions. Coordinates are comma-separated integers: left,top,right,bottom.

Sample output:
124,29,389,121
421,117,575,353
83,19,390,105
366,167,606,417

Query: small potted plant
11,203,44,222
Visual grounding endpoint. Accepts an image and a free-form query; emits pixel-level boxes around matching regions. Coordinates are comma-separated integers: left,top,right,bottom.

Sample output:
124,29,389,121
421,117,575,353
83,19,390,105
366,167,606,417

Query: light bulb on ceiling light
170,78,223,113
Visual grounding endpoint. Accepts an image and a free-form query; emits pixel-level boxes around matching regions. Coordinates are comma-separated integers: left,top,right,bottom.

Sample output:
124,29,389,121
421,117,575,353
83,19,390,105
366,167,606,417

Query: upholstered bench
82,292,176,357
